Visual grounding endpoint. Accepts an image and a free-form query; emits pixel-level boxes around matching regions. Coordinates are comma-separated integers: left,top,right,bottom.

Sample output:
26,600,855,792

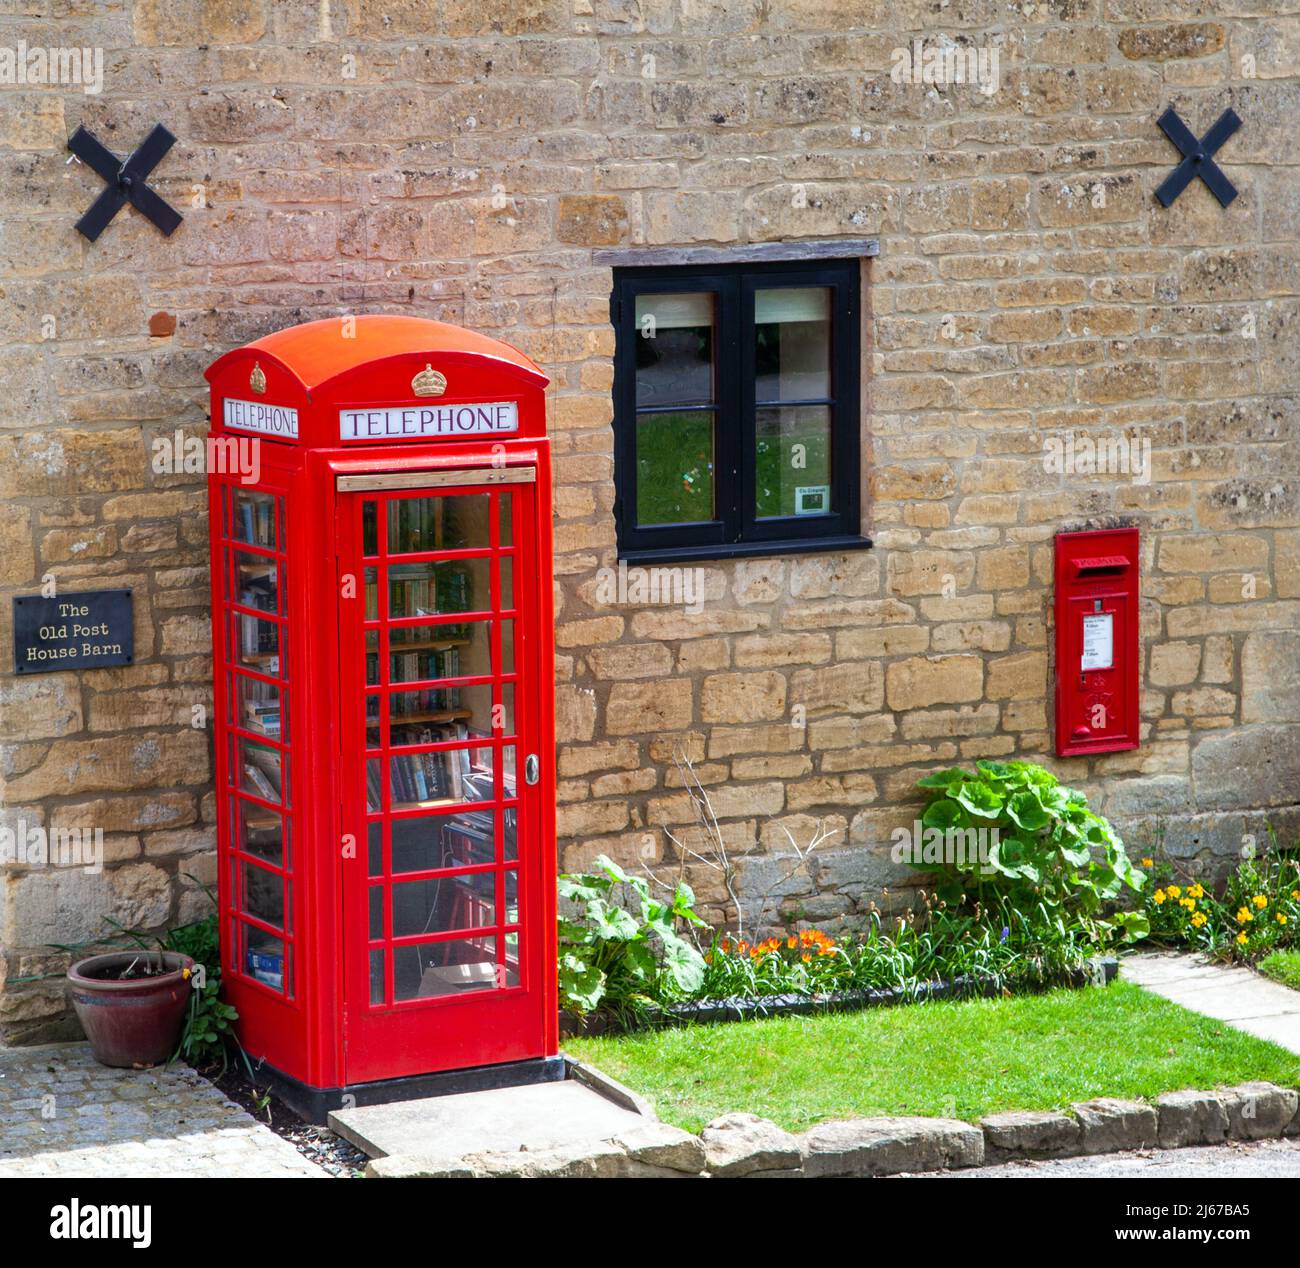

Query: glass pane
387,626,470,684
233,552,278,614
395,936,499,1001
388,559,486,620
370,949,386,1005
504,868,519,924
234,797,287,868
233,612,280,673
498,493,512,547
238,736,285,804
362,501,378,556
366,757,383,812
369,884,384,940
372,689,469,748
242,926,285,991
503,931,520,988
388,494,490,554
634,292,715,408
368,821,383,876
499,619,515,676
390,806,499,875
636,411,715,526
391,873,496,939
241,860,284,929
364,566,379,620
755,405,833,520
387,742,508,811
236,675,284,741
499,556,513,612
755,287,831,402
232,490,277,548
460,681,514,737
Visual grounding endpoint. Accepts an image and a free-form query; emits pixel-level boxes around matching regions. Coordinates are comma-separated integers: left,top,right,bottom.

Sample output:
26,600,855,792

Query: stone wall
1,0,1298,1039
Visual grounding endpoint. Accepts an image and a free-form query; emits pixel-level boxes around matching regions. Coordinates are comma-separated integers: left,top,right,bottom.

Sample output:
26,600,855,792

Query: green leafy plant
558,855,708,1020
912,760,1145,945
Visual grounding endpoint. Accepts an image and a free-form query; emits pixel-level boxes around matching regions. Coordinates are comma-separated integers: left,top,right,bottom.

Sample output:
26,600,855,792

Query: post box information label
339,401,519,442
224,397,300,439
1081,612,1114,671
13,590,133,673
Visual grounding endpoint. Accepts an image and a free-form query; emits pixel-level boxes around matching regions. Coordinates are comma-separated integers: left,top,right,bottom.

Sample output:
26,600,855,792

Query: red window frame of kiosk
213,477,299,1005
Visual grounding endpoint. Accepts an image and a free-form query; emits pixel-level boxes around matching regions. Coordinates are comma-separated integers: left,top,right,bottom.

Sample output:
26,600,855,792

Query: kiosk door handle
524,754,540,786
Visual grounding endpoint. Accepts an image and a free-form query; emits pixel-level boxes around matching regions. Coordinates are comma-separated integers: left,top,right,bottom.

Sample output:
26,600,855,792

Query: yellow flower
1292,890,1300,901
1278,913,1288,926
1253,894,1268,909
1166,885,1181,898
1153,889,1167,905
1180,897,1196,911
1188,883,1204,899
1237,931,1249,945
1141,858,1154,869
1191,912,1207,928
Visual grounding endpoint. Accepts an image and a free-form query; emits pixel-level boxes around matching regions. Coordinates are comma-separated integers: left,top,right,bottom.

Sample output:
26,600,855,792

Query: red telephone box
1054,527,1141,757
204,316,560,1120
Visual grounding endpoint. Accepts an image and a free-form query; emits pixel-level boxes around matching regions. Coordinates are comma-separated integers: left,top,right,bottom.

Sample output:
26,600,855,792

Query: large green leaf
916,767,970,791
954,780,1004,819
921,798,968,831
585,898,640,942
559,953,606,1011
1006,789,1050,832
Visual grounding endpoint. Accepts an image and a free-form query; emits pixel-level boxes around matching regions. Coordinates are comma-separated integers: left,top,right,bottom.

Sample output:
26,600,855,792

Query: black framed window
612,258,866,562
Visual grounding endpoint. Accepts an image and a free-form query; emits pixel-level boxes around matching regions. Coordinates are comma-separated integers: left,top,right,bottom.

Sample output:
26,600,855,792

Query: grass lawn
1260,950,1300,992
565,980,1300,1133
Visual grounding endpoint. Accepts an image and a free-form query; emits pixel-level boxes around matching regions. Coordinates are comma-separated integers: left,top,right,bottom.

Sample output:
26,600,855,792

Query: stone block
800,1116,984,1177
700,1112,803,1177
1156,1090,1229,1149
1071,1098,1157,1154
981,1109,1081,1160
1223,1083,1299,1141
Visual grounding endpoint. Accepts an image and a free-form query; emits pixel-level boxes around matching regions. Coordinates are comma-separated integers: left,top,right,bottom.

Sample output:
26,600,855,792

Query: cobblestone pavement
0,1043,322,1178
925,1137,1300,1178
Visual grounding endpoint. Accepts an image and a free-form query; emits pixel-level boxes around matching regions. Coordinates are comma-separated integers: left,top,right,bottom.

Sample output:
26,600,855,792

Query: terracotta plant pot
67,950,195,1068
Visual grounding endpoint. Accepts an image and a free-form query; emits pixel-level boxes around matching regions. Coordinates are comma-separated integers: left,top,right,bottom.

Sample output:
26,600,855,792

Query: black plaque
13,590,134,674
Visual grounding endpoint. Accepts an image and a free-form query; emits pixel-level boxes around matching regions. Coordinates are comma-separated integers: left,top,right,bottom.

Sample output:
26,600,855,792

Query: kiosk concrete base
328,1076,649,1161
255,1054,569,1125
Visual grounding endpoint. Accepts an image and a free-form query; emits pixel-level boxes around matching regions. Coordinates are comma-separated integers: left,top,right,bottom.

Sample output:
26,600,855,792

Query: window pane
388,559,486,620
755,287,831,402
241,860,284,929
235,675,284,741
388,494,489,554
636,411,716,526
242,926,285,992
392,873,496,939
755,405,833,520
232,552,278,614
634,292,715,408
231,490,278,548
395,936,499,1000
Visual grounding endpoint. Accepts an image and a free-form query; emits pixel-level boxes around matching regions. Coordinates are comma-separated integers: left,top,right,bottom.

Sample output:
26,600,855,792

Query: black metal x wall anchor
1154,106,1242,209
66,123,183,241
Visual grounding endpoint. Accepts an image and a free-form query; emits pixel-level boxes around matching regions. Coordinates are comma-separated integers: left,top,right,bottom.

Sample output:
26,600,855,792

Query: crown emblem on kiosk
249,362,266,395
411,363,447,397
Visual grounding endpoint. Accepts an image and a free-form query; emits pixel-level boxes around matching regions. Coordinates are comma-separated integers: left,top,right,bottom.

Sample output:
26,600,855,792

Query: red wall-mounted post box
1054,527,1141,758
203,316,560,1120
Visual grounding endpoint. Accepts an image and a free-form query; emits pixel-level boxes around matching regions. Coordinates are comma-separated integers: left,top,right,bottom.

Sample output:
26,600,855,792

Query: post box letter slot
1071,555,1130,578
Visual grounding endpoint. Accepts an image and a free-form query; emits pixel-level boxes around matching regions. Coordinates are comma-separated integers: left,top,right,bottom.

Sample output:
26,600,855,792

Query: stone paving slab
0,1042,321,1178
1122,951,1300,1053
330,1078,649,1161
